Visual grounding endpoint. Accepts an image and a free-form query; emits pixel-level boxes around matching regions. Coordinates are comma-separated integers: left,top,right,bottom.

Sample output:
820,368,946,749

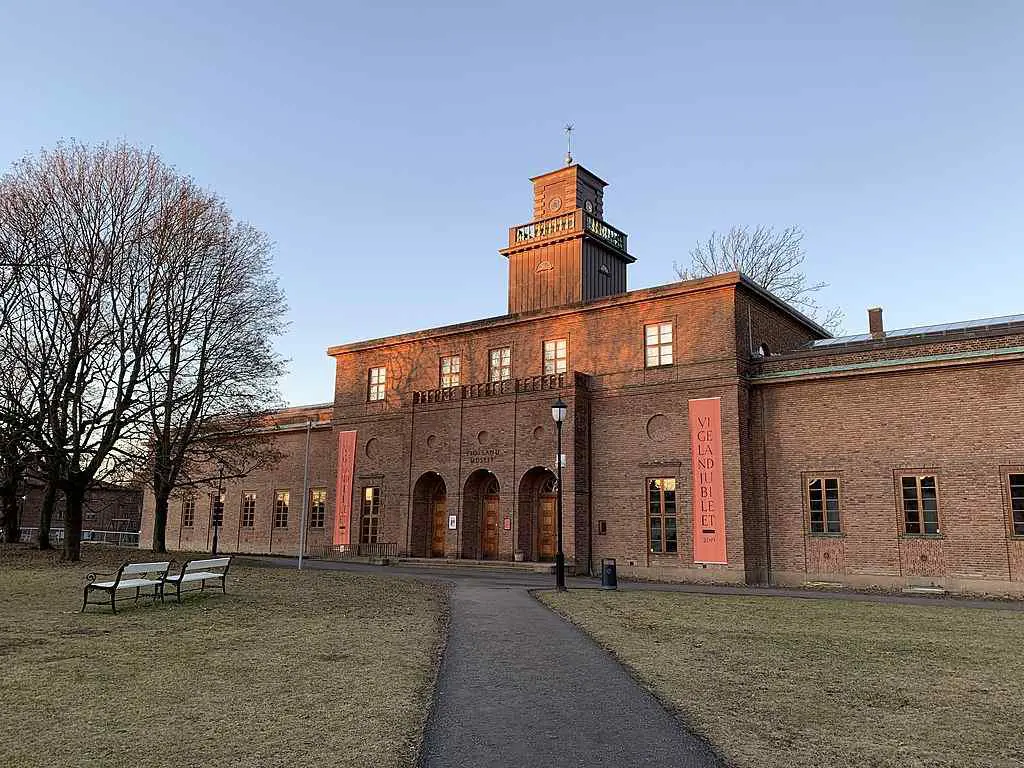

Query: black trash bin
601,558,618,590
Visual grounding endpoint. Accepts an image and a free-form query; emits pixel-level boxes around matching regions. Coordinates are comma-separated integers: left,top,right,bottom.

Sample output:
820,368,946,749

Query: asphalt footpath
417,581,723,768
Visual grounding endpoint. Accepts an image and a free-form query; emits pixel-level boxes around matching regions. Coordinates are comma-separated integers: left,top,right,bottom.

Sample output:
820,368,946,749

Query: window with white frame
489,347,512,382
644,322,673,367
543,338,568,375
367,367,386,402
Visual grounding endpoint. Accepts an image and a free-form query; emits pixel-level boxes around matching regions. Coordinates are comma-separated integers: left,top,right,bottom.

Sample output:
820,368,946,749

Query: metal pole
212,465,223,556
298,418,312,570
555,419,566,591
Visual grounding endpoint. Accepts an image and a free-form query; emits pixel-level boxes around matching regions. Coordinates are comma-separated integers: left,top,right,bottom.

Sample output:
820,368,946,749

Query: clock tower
499,163,635,315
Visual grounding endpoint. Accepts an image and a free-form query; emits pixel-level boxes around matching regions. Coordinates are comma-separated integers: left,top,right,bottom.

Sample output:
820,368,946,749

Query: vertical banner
334,430,357,546
688,398,727,564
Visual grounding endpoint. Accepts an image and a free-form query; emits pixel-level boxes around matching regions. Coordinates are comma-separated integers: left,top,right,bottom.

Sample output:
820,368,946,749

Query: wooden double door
538,495,556,560
431,499,447,557
480,495,500,559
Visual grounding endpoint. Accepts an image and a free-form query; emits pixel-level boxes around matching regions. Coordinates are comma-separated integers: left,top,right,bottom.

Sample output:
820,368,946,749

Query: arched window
541,476,557,494
484,477,500,496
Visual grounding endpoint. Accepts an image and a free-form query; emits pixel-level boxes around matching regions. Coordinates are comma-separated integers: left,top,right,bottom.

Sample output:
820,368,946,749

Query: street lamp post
212,465,224,556
551,397,568,592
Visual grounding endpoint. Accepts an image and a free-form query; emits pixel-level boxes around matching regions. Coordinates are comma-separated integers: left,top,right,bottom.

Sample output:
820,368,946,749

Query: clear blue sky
2,1,1021,405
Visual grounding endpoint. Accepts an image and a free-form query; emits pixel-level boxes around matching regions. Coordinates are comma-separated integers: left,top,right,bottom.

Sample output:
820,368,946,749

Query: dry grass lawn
0,545,446,768
540,590,1024,768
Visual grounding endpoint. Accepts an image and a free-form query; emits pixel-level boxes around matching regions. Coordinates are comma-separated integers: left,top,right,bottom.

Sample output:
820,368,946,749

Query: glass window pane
650,518,663,552
921,479,937,509
648,479,659,503
665,517,678,553
826,508,841,533
660,322,672,341
809,508,824,533
825,479,839,508
664,478,676,492
808,479,823,512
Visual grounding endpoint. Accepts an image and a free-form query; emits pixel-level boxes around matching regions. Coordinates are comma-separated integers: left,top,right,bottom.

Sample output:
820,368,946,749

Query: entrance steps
398,557,575,576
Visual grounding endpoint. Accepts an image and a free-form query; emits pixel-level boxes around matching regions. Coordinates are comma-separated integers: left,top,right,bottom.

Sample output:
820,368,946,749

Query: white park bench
82,561,170,614
163,557,232,602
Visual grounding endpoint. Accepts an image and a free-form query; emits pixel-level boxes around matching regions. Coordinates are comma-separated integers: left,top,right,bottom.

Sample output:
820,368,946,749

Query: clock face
584,200,594,214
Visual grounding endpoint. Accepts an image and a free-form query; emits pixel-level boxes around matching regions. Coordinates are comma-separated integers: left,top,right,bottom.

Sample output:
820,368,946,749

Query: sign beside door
447,514,457,530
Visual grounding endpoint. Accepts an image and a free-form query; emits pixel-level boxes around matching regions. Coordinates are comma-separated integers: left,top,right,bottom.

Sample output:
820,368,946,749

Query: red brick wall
148,424,337,556
330,277,756,579
753,360,1024,592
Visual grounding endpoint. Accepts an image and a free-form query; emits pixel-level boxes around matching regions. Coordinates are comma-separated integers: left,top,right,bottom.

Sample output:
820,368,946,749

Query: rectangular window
543,338,568,375
439,355,461,388
211,491,224,527
182,497,195,528
360,486,381,544
645,322,673,367
274,490,290,528
241,492,256,528
367,367,386,402
1010,474,1024,536
309,488,327,528
807,477,841,534
489,347,512,382
901,475,939,535
647,478,678,554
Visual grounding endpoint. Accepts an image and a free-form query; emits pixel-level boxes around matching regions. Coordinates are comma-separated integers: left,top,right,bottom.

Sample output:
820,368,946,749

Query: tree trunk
37,482,56,550
0,482,19,543
152,484,170,553
62,483,85,562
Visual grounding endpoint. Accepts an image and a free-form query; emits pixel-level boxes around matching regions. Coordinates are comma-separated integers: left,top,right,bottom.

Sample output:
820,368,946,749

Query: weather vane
564,123,574,165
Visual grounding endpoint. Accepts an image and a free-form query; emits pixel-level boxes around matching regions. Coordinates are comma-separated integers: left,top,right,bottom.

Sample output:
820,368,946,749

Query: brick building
142,161,1024,595
17,479,142,545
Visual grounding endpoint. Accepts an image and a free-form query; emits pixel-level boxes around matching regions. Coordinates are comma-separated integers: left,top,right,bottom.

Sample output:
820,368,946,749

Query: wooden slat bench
82,561,170,614
163,557,232,602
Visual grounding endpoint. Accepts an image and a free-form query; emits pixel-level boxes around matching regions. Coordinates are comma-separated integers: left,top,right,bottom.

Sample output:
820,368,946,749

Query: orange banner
334,430,357,546
689,398,727,564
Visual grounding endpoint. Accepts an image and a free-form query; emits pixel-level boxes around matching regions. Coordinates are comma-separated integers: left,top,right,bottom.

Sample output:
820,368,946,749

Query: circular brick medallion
532,425,545,441
477,430,493,446
365,438,380,458
426,434,438,449
646,414,670,442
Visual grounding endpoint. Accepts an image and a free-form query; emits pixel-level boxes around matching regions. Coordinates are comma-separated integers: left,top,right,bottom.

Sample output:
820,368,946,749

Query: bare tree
145,181,286,552
0,142,170,559
674,225,843,332
0,141,289,560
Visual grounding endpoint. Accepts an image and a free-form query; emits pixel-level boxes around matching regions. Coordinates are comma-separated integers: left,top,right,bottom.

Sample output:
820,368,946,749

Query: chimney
868,307,884,339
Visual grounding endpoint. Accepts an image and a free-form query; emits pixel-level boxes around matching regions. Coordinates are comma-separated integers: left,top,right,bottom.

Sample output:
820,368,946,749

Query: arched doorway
462,470,500,560
411,472,447,558
517,467,558,561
